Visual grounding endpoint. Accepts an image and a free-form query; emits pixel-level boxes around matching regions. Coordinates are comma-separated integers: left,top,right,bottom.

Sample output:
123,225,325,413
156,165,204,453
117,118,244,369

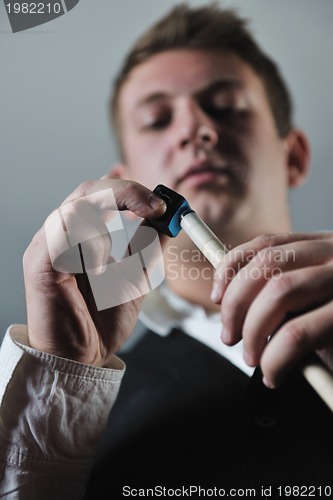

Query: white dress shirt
139,283,254,376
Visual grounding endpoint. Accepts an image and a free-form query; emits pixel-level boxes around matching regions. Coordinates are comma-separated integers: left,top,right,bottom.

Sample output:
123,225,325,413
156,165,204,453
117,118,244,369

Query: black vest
84,328,333,498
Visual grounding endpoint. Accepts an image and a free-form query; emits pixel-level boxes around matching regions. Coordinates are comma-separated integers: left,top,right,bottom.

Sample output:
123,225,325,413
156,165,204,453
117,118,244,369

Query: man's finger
261,300,333,388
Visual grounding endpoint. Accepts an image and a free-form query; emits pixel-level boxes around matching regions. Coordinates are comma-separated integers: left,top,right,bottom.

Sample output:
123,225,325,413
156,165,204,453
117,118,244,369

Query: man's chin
180,184,231,209
184,190,235,232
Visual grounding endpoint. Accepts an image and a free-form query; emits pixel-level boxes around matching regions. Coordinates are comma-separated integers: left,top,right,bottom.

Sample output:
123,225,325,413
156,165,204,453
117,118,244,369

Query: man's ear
100,163,127,180
285,129,311,187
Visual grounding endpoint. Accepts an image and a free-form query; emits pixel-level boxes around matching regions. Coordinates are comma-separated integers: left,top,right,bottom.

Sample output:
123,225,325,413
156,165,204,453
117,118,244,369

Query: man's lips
176,162,230,187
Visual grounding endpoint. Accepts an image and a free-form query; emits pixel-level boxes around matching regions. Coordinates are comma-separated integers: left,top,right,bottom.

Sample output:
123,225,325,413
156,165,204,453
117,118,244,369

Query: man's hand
211,232,333,388
23,178,166,366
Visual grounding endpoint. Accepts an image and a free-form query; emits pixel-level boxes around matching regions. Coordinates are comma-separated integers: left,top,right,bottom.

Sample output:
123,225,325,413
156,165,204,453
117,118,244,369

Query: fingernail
221,327,231,343
243,350,254,366
243,350,251,365
149,194,166,210
262,376,275,389
89,264,107,276
210,281,221,302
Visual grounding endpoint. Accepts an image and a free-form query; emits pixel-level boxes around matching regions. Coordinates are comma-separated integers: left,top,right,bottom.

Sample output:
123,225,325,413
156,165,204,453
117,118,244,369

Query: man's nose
177,104,218,151
180,125,218,150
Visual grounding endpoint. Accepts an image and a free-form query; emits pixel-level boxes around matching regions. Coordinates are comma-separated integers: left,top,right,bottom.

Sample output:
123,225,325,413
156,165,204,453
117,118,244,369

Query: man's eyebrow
197,79,244,97
135,93,169,109
135,80,244,109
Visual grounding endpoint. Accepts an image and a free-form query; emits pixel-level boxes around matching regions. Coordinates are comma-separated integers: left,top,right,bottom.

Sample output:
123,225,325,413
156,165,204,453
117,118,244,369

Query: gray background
0,0,332,339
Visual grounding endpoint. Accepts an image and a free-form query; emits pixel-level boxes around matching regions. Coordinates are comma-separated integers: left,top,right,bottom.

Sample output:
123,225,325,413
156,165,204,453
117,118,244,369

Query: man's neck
163,234,222,312
164,255,219,313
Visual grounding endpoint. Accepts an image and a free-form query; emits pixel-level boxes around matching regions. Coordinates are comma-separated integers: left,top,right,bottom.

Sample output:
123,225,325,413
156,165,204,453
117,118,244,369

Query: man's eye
143,114,172,130
207,105,243,119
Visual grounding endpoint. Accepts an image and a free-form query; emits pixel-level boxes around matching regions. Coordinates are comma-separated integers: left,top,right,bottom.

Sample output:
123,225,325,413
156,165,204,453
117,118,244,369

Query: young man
1,4,333,498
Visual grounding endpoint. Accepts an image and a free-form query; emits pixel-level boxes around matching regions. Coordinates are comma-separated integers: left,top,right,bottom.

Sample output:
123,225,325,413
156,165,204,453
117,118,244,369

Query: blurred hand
23,177,166,366
211,232,333,387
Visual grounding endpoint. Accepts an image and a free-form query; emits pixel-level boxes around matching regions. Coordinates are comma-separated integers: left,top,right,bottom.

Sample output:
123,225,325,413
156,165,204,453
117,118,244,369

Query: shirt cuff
0,324,125,470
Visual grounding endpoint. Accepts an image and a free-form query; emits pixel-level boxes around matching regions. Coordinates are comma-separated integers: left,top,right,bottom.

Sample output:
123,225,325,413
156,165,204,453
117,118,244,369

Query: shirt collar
139,281,220,336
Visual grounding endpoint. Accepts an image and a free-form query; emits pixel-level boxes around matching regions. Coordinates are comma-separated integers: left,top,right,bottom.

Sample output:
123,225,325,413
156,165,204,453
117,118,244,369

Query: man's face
118,49,292,242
